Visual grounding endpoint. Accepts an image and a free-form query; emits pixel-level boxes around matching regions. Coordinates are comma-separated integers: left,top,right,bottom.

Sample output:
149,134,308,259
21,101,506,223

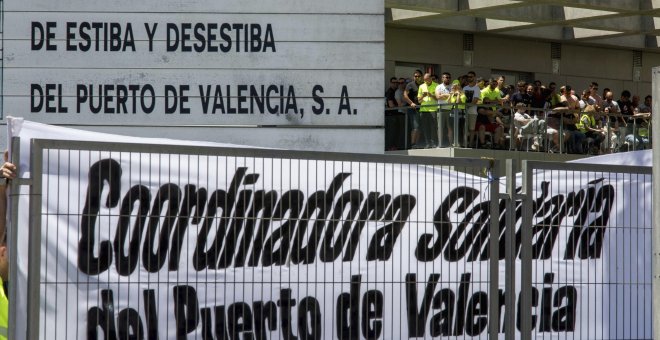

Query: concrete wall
4,1,386,154
386,26,656,98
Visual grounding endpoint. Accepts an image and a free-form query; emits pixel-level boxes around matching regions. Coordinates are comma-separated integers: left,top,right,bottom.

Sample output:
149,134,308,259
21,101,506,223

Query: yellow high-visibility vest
577,114,595,133
0,276,8,340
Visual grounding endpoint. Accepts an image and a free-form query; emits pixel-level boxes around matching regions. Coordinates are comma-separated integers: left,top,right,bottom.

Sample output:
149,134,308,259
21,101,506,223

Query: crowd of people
385,69,653,154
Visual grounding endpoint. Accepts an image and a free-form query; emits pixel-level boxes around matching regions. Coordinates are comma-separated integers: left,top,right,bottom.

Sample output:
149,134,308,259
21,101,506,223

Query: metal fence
7,138,652,339
521,161,652,340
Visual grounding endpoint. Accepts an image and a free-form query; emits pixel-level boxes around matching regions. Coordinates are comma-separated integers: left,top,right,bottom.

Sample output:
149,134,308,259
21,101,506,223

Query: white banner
9,120,652,339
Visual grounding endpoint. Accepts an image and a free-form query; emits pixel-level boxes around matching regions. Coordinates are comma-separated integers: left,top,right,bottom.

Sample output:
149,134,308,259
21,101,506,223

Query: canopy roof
386,0,660,51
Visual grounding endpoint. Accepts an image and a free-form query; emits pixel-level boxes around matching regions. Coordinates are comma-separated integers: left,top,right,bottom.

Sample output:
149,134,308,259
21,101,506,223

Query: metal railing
385,103,652,154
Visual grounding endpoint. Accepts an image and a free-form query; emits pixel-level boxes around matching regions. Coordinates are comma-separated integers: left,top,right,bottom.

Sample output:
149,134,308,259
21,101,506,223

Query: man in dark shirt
385,77,402,149
385,77,398,109
510,81,531,106
404,70,424,148
529,85,546,116
617,90,633,116
617,90,634,117
618,90,641,140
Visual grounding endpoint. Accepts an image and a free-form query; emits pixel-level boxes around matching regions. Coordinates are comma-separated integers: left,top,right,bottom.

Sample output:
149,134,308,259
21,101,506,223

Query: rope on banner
481,157,497,181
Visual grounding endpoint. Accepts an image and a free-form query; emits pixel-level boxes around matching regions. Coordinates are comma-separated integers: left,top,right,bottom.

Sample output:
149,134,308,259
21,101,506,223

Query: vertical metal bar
451,107,456,147
7,137,20,340
606,118,612,152
632,120,637,151
559,114,564,154
26,140,43,340
488,160,500,338
504,159,516,340
509,109,514,151
437,104,444,147
464,104,469,148
404,109,409,150
651,66,660,340
519,160,533,340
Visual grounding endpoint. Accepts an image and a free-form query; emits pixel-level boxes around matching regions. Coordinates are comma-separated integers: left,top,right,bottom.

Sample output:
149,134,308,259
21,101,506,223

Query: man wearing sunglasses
404,70,424,148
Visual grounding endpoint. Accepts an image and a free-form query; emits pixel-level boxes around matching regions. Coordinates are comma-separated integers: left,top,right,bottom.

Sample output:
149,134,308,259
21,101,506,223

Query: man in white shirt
434,72,452,146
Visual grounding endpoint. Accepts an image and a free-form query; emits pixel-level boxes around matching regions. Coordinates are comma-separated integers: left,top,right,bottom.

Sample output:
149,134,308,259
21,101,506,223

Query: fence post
26,139,43,340
488,159,500,338
519,160,533,339
503,159,532,339
503,159,516,340
652,66,660,340
8,137,21,340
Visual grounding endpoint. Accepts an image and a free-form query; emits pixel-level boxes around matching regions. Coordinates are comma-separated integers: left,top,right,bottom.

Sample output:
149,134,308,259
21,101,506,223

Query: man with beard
510,80,531,107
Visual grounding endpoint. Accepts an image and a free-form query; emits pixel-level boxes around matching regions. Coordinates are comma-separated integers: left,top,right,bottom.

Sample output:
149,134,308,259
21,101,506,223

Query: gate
520,160,652,339
6,138,652,339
